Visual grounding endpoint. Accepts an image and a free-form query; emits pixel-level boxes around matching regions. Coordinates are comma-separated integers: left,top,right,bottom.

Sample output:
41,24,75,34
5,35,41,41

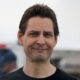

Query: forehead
26,16,54,32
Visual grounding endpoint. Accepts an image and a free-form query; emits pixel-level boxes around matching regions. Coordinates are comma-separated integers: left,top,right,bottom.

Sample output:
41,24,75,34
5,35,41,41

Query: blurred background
0,0,80,79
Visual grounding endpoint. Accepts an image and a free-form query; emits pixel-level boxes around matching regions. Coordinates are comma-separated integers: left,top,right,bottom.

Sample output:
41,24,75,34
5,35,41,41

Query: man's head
18,4,59,63
19,4,59,36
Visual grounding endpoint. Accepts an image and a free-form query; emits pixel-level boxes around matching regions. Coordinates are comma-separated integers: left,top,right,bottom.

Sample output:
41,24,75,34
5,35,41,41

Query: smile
32,48,48,50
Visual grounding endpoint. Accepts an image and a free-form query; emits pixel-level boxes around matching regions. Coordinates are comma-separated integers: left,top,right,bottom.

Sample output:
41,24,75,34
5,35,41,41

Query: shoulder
54,68,77,80
0,68,23,80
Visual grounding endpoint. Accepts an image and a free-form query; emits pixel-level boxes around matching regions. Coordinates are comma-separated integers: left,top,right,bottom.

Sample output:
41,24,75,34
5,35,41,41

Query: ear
17,31,23,45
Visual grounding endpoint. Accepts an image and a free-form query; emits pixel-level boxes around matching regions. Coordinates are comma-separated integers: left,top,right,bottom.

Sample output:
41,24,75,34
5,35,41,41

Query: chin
31,56,48,63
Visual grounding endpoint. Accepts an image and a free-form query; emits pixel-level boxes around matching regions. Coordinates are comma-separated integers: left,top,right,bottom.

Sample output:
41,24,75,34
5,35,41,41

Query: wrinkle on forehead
26,16,54,32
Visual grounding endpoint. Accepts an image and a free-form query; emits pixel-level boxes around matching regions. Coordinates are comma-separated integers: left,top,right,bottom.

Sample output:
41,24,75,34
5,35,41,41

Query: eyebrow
43,31,54,34
27,30,54,35
28,30,40,33
43,31,54,33
27,30,40,35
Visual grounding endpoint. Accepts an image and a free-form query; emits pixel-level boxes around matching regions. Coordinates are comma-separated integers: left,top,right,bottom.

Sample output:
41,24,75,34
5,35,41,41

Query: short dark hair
19,4,59,36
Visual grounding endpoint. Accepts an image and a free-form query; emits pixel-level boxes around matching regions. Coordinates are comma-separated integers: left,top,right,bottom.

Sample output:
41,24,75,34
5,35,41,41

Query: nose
37,34,45,44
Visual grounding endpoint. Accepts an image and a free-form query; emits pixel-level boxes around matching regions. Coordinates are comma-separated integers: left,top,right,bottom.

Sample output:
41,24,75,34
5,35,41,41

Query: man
0,48,17,78
0,4,77,80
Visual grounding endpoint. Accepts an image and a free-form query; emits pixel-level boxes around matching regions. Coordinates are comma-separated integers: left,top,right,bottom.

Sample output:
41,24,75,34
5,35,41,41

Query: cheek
47,39,56,49
23,38,34,49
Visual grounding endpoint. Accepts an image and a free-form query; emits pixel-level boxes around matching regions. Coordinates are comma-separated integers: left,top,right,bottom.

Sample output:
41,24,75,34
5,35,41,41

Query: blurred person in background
0,4,77,80
0,48,17,77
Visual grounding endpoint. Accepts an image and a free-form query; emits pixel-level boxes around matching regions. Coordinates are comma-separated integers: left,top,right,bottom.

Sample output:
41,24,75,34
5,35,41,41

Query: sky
0,0,80,50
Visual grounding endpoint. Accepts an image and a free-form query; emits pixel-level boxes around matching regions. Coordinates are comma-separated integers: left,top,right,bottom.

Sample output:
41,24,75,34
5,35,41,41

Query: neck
23,59,56,78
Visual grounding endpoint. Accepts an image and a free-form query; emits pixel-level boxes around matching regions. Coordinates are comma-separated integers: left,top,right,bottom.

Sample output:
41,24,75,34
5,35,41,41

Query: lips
32,48,48,50
32,48,47,53
31,45,48,50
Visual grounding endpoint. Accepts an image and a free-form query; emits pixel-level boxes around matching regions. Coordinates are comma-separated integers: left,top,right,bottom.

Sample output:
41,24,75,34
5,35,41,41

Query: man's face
18,16,57,63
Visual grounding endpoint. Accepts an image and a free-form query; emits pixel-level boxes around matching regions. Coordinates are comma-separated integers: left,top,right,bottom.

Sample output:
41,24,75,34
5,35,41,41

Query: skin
18,16,57,78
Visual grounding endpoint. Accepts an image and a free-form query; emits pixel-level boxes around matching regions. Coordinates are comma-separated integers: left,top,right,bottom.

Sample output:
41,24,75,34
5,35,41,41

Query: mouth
32,48,47,54
32,48,48,50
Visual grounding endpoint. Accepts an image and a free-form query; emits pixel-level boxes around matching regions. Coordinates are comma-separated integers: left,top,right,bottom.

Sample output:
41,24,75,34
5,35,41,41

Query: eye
29,31,40,37
43,32,54,38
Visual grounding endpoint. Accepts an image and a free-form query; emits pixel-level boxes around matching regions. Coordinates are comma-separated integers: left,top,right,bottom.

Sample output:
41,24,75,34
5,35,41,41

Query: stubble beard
27,49,52,63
